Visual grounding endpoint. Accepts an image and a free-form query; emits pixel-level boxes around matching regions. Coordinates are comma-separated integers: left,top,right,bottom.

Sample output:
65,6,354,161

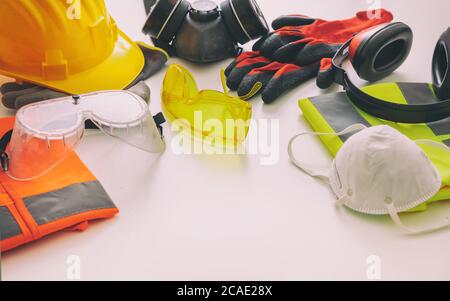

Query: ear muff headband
142,0,190,42
332,22,450,124
221,0,269,45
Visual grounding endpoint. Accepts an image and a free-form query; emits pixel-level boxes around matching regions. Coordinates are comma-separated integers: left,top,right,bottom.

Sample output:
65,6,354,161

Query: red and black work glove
225,51,319,103
225,9,393,103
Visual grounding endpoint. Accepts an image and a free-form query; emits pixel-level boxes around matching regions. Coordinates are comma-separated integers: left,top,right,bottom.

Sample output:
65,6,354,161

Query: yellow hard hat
0,0,144,94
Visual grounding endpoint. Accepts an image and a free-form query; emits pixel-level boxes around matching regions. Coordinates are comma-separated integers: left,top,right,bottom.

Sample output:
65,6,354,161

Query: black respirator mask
142,0,269,63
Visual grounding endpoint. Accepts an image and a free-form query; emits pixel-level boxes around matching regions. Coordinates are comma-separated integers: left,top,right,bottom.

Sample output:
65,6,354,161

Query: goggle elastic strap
287,124,367,184
153,112,166,137
0,130,13,172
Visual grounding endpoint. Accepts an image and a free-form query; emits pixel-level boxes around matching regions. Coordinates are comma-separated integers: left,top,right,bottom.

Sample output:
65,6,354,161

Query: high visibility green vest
299,82,450,212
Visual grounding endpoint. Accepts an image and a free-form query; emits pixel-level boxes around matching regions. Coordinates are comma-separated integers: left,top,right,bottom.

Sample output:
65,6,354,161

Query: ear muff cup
142,0,190,42
220,0,269,45
350,22,413,82
432,27,450,100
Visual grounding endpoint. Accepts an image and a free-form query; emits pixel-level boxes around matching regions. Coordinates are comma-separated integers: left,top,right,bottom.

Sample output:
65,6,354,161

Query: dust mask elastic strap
384,139,450,235
385,201,450,235
287,124,367,183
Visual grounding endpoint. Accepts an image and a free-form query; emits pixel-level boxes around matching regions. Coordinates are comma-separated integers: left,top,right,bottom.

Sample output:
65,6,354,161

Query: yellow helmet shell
0,0,144,94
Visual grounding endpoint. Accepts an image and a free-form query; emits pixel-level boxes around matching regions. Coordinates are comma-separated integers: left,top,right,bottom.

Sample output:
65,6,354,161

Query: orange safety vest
0,117,118,252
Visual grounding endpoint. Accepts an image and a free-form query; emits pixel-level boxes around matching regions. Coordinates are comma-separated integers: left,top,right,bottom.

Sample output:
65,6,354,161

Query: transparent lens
7,120,82,181
6,90,165,180
94,113,165,153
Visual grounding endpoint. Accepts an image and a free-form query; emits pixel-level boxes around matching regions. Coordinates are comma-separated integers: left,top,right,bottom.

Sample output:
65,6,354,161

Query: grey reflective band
397,83,438,105
397,83,450,137
24,181,115,226
427,121,450,138
0,206,21,240
310,92,370,142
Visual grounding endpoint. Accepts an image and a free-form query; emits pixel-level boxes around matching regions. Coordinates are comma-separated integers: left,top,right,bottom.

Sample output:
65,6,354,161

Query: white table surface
1,0,450,281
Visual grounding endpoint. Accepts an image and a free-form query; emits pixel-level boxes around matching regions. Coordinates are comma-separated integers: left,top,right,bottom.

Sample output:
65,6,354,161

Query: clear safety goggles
2,90,165,181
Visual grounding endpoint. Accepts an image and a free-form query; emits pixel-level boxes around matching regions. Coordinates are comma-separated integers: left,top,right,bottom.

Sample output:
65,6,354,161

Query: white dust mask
288,124,450,234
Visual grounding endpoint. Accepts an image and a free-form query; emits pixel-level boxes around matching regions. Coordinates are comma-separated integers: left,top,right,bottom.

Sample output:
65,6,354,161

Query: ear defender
220,0,269,45
432,27,450,100
142,0,190,42
349,22,413,82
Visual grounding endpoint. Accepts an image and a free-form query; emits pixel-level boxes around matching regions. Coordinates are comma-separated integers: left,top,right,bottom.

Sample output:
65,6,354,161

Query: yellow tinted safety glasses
162,64,252,145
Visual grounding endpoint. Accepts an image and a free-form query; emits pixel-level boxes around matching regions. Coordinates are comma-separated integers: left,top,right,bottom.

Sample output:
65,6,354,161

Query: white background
1,0,450,281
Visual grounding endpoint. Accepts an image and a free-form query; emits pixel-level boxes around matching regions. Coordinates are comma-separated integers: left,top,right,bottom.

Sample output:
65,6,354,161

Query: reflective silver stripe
24,181,116,226
0,206,21,240
426,118,450,137
310,92,370,142
397,83,438,105
229,0,251,41
397,82,450,137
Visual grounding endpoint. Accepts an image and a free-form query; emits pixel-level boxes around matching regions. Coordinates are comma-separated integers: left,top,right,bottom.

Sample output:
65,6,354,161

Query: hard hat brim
0,30,145,95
